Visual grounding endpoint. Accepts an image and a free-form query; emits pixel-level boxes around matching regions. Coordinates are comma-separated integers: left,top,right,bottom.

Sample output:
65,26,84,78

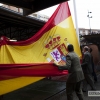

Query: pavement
0,74,100,100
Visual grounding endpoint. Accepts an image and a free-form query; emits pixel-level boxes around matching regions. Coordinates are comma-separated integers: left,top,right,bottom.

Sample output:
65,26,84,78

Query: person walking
81,46,96,92
54,44,84,100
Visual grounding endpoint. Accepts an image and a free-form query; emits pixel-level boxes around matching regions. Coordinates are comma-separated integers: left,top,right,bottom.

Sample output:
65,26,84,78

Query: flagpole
73,0,80,45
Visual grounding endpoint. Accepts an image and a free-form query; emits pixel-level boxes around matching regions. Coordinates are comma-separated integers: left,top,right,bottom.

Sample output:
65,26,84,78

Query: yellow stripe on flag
0,77,43,95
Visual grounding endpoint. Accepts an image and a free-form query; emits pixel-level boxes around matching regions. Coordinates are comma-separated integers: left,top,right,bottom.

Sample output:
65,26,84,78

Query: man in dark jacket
54,44,84,100
81,46,96,91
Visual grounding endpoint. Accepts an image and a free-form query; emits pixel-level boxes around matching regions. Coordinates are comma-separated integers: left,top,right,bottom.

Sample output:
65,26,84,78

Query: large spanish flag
0,2,81,95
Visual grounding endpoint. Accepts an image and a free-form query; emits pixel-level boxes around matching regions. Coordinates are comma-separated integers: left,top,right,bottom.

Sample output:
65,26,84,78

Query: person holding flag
54,44,84,100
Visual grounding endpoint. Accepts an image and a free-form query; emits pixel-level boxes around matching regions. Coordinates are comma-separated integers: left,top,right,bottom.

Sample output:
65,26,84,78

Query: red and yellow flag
0,2,81,95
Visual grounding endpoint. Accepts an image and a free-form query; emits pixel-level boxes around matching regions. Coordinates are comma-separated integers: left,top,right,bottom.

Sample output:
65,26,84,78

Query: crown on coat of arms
44,35,61,49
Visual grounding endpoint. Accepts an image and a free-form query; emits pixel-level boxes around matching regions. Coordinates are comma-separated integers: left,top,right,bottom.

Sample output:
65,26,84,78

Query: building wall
79,28,100,35
88,44,100,72
89,45,100,65
32,13,49,22
2,4,23,13
2,4,49,22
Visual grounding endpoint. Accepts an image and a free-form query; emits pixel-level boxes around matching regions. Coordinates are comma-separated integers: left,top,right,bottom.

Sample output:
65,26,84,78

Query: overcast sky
38,0,100,30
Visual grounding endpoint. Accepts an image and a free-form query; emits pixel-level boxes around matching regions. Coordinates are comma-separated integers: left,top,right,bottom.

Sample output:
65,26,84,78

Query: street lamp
87,11,92,34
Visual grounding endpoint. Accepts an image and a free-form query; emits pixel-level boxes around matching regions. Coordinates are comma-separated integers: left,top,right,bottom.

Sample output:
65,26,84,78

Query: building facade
2,4,49,22
79,28,100,35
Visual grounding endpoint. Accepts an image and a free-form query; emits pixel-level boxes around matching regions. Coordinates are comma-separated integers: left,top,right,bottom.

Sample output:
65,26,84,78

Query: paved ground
47,74,100,100
1,74,100,100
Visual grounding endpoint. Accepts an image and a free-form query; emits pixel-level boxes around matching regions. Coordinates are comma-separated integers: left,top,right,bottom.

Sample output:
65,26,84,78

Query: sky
38,0,100,29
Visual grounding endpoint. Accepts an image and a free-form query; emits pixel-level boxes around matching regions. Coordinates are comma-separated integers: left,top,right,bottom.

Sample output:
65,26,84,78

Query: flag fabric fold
0,63,68,80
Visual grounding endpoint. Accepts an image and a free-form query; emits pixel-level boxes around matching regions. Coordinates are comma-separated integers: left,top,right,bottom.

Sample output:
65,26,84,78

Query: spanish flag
0,2,81,95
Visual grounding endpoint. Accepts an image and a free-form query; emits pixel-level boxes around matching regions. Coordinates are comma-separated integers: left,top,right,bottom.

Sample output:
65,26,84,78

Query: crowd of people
54,44,97,100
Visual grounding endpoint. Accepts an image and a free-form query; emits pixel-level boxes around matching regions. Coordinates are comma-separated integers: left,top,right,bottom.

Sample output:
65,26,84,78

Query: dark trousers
83,74,96,91
92,72,97,82
66,81,84,100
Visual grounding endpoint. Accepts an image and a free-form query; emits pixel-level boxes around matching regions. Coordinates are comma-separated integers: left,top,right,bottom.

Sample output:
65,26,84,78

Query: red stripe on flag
0,63,68,80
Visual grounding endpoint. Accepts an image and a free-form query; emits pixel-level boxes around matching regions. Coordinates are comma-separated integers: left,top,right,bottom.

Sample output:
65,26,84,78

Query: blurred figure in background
89,48,97,82
81,46,96,92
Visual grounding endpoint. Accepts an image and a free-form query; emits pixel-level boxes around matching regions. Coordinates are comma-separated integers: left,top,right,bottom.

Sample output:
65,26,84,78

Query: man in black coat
81,46,96,91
